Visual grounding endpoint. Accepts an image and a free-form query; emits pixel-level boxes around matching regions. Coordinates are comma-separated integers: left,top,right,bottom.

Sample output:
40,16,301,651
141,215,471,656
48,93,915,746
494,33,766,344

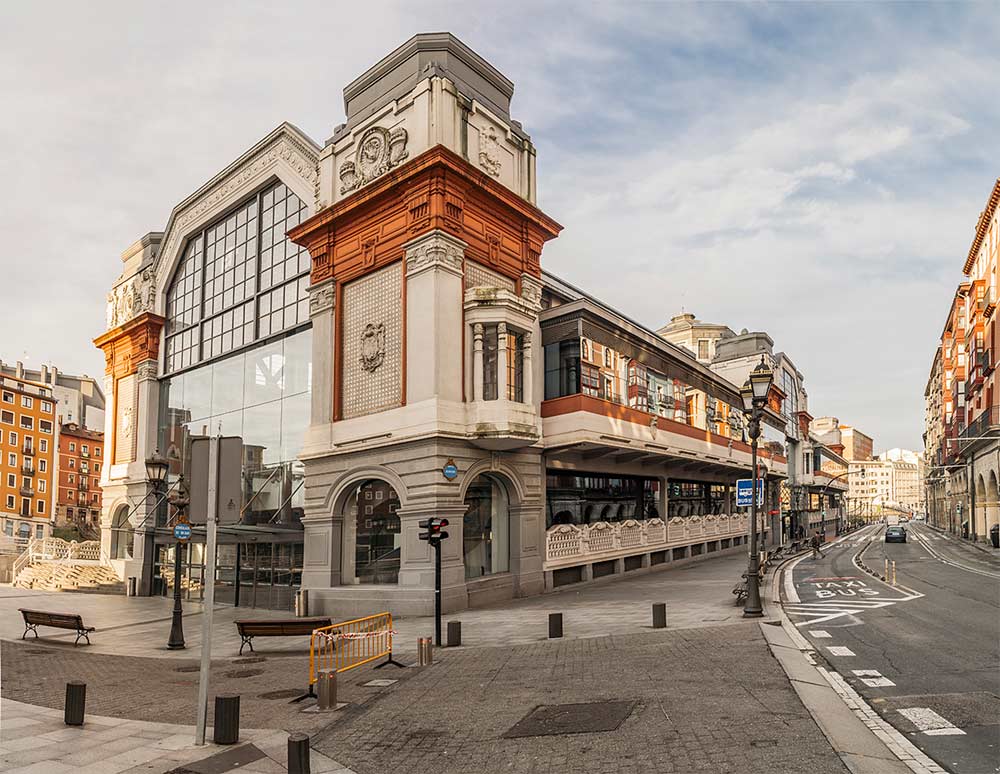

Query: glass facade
463,474,510,579
667,480,730,518
546,470,660,528
164,182,310,374
352,480,400,584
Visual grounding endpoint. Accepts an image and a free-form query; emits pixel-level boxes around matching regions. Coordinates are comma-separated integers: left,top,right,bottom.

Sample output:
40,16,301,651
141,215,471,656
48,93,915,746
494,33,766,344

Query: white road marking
809,630,831,638
826,646,855,656
860,677,895,687
909,526,1000,579
852,669,881,676
897,707,966,736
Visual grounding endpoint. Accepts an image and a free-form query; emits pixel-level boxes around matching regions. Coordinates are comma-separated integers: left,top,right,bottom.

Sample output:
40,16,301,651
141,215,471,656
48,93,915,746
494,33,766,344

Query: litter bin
127,577,137,597
294,589,309,617
990,524,999,549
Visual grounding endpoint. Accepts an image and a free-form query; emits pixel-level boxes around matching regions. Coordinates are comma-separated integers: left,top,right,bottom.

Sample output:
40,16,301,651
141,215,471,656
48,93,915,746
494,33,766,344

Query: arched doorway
988,470,1000,536
346,480,401,584
976,475,987,539
462,474,511,580
110,505,133,560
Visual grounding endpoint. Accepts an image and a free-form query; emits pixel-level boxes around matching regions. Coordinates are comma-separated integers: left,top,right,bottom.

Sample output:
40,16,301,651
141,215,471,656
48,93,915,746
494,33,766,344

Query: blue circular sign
173,522,192,541
442,461,458,480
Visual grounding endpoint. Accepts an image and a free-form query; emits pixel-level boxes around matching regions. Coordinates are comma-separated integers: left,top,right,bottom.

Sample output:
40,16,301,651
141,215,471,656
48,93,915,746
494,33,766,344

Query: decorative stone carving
404,230,466,277
136,360,159,381
106,268,156,330
308,280,336,316
478,126,502,177
359,323,386,373
121,406,134,438
340,126,409,194
158,136,318,275
519,273,543,309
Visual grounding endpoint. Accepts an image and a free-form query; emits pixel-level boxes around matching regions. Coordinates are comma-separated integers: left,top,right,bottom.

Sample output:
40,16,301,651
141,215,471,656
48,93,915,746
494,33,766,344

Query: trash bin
127,577,137,597
990,524,999,549
294,589,309,617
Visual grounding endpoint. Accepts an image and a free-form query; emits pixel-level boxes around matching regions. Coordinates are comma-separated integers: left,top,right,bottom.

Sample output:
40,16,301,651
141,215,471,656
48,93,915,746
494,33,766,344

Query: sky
1,1,997,452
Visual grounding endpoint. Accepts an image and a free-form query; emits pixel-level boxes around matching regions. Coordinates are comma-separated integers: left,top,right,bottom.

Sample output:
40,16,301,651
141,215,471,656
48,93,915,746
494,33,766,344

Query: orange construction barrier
308,612,403,688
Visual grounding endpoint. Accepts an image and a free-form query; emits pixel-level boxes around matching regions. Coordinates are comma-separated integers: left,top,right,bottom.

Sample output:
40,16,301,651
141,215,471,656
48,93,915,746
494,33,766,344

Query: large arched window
110,505,133,560
463,474,510,580
353,480,401,584
164,182,310,373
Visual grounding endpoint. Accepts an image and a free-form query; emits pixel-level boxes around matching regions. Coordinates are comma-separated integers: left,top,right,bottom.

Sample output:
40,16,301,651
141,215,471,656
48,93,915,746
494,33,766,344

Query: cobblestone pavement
314,623,848,774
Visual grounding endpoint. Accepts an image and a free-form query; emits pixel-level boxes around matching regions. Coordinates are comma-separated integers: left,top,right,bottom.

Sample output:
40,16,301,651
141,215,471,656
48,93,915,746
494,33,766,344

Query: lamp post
740,357,774,618
166,477,189,650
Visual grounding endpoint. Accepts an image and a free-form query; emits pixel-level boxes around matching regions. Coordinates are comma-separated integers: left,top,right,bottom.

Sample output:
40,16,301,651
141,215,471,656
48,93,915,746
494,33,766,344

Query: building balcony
466,398,540,450
959,406,1000,446
19,485,34,497
80,449,89,458
22,445,35,457
21,465,35,477
541,394,788,477
77,481,89,491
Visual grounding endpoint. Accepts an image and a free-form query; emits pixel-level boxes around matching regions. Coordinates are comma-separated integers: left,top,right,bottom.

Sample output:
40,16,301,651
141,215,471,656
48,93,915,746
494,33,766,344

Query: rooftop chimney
15,361,23,379
40,364,48,383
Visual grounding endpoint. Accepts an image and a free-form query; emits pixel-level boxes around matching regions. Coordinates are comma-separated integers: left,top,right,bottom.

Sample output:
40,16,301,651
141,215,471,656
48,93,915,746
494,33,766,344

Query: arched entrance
988,470,1000,536
344,480,401,584
110,505,133,560
975,474,987,539
462,473,511,580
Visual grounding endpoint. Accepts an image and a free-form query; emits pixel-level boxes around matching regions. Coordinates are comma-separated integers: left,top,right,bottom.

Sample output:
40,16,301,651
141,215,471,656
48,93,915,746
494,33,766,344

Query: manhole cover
258,688,302,700
232,657,266,664
224,669,264,679
22,648,52,655
504,701,635,738
175,666,201,673
362,679,398,688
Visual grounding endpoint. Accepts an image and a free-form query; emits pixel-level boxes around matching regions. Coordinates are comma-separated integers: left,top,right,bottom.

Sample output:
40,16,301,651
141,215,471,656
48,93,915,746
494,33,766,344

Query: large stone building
96,34,793,615
925,179,1000,545
846,450,924,520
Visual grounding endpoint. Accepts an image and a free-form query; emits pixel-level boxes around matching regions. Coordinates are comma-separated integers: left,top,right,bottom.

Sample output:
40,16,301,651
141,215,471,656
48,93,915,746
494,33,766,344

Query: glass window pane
211,352,246,416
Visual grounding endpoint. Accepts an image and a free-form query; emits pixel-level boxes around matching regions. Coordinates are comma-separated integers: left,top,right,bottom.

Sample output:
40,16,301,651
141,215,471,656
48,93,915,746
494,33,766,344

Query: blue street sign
442,459,458,480
736,478,764,507
173,522,192,541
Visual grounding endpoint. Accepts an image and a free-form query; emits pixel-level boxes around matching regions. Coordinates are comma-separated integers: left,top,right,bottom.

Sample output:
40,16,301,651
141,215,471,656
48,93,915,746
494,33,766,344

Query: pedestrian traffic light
418,517,449,544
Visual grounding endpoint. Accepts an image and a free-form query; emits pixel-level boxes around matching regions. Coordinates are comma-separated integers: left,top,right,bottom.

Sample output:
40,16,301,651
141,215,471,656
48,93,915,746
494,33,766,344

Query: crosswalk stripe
897,707,966,735
826,646,855,656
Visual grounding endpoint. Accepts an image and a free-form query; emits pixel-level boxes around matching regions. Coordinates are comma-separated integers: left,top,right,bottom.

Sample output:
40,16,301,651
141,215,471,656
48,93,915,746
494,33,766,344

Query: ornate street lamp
166,477,189,650
145,451,170,487
740,356,773,618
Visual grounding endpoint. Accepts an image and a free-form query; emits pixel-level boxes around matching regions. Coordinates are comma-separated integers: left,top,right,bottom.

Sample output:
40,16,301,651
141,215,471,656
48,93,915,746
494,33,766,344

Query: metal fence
309,612,395,685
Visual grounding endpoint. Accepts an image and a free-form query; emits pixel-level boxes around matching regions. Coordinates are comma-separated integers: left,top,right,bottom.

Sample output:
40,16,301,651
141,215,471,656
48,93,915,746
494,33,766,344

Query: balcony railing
22,445,35,457
19,485,35,497
77,481,89,491
21,465,35,477
959,406,1000,442
80,449,89,458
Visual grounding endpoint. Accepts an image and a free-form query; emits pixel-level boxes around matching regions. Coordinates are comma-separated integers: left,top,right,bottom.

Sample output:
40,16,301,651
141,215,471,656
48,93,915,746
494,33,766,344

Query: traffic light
418,517,449,544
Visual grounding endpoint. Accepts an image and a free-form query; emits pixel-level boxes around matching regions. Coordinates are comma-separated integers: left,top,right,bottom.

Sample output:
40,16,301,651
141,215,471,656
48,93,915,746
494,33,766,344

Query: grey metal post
652,603,666,629
446,620,462,647
317,670,337,710
64,681,86,726
744,418,764,618
548,612,563,638
195,435,220,745
288,733,311,774
213,694,240,744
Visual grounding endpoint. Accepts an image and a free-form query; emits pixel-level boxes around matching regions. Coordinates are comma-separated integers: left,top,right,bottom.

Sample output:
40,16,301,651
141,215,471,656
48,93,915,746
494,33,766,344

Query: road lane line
826,646,855,656
896,707,966,736
909,526,1000,579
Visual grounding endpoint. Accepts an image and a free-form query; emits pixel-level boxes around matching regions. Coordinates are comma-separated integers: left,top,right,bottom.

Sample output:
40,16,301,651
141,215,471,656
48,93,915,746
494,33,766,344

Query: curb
765,532,946,774
924,522,999,556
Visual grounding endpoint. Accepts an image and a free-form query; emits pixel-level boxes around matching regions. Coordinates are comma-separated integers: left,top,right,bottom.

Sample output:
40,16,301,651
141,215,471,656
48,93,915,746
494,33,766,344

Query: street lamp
167,477,189,650
145,451,170,489
740,356,773,618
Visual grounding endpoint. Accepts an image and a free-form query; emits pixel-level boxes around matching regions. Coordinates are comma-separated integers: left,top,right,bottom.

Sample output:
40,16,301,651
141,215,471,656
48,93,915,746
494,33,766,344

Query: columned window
477,323,526,402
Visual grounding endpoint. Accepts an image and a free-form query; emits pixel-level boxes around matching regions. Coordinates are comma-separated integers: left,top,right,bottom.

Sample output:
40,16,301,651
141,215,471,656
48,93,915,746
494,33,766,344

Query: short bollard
317,670,337,710
652,603,667,629
64,681,86,726
417,636,434,666
213,693,240,745
548,612,563,639
891,561,897,586
884,558,889,579
446,620,462,647
288,732,311,774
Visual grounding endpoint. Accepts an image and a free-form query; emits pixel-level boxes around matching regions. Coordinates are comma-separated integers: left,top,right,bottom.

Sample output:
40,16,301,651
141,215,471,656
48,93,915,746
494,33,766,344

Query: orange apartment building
0,374,56,544
56,422,104,536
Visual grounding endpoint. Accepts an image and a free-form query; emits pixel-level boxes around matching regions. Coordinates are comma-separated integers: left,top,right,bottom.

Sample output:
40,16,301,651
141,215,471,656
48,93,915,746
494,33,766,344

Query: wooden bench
234,617,332,655
19,608,95,646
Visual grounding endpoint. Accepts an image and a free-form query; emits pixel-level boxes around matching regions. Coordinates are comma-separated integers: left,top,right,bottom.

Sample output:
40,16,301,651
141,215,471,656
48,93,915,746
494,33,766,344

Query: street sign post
736,479,764,508
173,521,191,542
195,435,220,746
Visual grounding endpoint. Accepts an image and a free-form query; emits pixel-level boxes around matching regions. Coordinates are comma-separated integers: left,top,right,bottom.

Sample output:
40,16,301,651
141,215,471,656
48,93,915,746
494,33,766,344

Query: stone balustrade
544,514,767,569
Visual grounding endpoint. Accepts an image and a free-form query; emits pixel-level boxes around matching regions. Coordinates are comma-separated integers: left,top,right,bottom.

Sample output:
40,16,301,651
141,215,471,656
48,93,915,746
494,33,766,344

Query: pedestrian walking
810,531,822,560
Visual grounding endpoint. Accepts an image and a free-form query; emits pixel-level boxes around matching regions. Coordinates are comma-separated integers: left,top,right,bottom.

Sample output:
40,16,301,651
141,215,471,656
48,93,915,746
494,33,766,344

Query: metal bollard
884,558,889,579
446,620,462,647
417,636,434,666
652,603,667,629
317,670,337,710
64,681,86,726
213,693,240,744
548,612,563,639
891,561,897,586
288,732,311,774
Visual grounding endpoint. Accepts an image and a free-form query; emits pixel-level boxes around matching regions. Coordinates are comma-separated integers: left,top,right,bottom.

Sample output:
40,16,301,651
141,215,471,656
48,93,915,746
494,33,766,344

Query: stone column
497,322,508,401
403,230,466,404
307,279,336,427
510,500,545,597
472,323,484,401
521,331,532,404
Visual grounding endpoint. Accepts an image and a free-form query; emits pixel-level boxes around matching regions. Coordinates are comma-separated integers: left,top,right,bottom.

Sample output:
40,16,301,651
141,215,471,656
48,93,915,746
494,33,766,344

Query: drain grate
224,669,264,679
175,666,201,673
504,701,636,738
258,688,302,700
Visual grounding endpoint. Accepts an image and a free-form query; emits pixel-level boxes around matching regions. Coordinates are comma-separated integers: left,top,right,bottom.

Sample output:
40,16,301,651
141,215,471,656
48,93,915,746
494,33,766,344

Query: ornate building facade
97,34,789,615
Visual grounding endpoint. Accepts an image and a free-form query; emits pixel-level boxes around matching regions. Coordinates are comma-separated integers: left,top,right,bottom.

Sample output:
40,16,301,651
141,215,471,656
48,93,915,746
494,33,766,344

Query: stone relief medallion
359,322,386,373
340,126,409,195
478,126,502,177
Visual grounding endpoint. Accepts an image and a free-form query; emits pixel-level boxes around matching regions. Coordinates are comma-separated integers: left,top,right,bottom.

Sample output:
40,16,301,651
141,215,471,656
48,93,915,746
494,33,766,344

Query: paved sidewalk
0,697,352,774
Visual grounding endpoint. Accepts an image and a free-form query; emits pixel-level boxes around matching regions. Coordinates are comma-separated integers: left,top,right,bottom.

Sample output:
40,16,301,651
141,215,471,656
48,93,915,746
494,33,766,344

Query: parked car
884,526,907,543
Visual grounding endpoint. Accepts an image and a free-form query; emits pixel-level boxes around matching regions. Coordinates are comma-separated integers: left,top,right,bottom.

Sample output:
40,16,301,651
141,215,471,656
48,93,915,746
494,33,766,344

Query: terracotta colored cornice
965,178,1000,275
93,312,165,376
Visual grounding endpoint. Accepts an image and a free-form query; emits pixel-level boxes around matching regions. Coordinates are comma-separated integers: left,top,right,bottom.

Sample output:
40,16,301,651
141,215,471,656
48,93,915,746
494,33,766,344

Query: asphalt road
784,523,1000,774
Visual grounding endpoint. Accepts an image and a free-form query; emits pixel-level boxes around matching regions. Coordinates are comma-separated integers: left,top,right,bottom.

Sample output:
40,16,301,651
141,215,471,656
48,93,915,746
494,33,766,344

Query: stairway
14,562,124,594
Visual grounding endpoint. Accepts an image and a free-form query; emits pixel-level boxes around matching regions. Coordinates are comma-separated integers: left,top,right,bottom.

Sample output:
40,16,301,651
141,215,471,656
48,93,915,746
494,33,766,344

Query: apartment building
56,422,104,536
847,449,925,520
0,374,56,544
0,361,105,431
